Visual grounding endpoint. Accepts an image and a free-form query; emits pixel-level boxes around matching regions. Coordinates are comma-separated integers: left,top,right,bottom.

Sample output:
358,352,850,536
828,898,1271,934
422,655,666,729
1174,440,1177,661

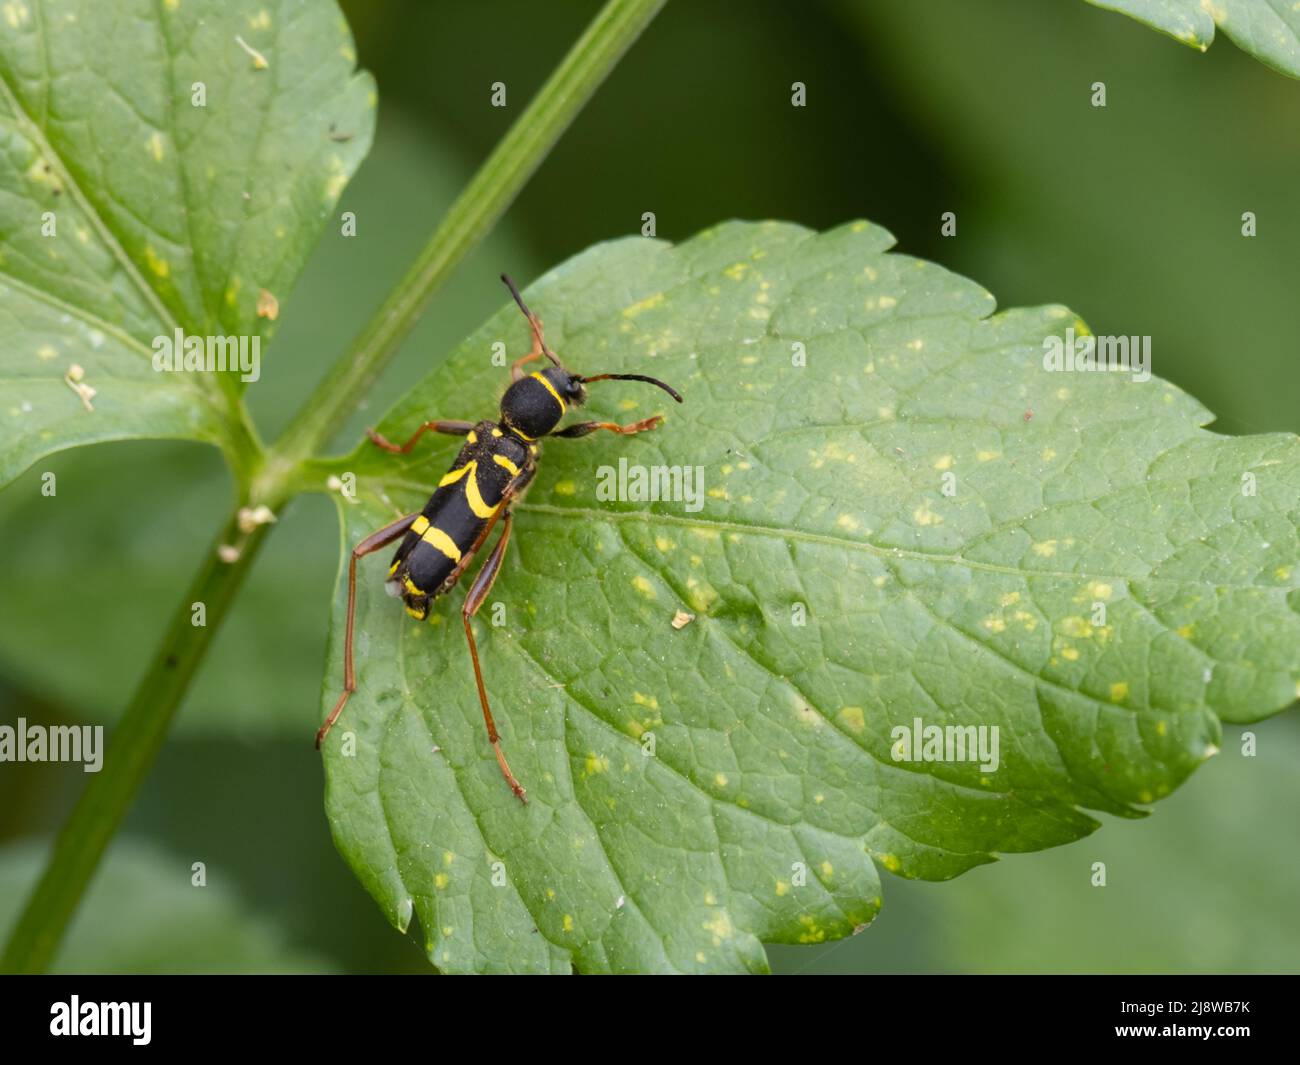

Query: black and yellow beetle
316,275,682,803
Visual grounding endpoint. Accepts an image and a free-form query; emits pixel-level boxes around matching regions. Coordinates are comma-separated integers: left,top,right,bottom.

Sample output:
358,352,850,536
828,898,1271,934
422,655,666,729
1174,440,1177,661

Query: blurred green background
1,0,1297,973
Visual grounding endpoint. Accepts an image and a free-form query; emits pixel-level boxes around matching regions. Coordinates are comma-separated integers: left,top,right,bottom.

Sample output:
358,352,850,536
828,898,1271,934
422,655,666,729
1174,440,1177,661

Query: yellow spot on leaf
913,503,941,526
838,706,865,733
1110,681,1129,702
631,575,656,599
702,911,733,943
1060,616,1093,638
623,291,665,316
144,247,170,278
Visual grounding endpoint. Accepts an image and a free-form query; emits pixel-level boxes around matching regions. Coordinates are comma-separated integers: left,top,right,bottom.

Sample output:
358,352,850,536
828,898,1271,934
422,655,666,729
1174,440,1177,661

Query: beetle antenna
577,373,683,404
500,274,562,367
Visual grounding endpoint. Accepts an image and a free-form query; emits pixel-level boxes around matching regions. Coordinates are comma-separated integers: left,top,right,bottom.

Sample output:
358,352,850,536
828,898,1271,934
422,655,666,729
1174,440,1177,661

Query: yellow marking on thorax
411,515,431,535
467,430,477,443
421,524,462,562
494,453,521,477
530,371,566,411
491,428,503,438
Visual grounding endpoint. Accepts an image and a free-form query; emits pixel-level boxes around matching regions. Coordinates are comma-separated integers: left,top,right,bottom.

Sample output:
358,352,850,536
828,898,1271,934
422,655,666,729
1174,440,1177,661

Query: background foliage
1,0,1296,973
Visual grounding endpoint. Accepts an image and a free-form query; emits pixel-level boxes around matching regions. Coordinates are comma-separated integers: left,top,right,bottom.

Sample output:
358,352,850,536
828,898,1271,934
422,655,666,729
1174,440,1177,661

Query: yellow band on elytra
464,464,499,519
439,464,472,488
421,524,462,562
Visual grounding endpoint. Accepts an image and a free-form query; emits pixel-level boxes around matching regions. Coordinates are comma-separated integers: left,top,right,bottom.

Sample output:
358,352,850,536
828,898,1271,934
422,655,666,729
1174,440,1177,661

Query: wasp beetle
317,275,683,803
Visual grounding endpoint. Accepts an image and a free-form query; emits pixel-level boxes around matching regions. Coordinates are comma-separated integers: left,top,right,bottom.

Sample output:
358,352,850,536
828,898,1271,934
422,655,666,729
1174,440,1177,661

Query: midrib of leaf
342,476,1221,819
352,492,1276,593
519,500,1230,728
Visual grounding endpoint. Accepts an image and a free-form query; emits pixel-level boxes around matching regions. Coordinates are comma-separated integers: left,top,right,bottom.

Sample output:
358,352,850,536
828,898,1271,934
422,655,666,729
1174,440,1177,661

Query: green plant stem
0,0,666,975
271,0,667,476
0,508,269,973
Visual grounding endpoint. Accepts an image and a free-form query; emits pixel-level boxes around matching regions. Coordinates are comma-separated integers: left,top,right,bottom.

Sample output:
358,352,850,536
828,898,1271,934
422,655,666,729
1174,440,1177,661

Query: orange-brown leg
460,512,528,803
366,420,476,454
549,416,664,439
511,316,546,381
316,512,419,748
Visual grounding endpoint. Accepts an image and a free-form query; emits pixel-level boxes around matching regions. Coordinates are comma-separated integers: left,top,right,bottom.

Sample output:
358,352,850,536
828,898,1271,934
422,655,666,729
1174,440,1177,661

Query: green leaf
0,0,374,486
1084,0,1300,79
319,219,1300,974
0,837,334,973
